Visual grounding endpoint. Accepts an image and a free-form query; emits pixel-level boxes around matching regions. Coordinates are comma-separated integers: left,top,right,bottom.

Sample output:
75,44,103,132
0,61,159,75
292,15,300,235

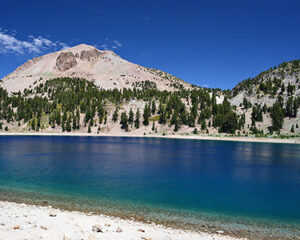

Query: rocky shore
0,201,244,240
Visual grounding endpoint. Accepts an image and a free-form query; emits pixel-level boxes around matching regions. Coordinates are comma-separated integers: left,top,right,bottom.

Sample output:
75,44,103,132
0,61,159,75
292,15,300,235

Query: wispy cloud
113,40,122,48
0,28,69,55
202,84,209,88
99,39,122,51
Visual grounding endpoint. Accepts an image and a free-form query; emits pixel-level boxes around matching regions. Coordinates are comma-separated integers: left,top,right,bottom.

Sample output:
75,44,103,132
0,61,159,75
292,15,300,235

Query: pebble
138,228,145,232
49,210,57,217
13,225,20,229
88,234,98,240
63,234,71,240
92,224,103,232
41,225,47,230
116,226,123,233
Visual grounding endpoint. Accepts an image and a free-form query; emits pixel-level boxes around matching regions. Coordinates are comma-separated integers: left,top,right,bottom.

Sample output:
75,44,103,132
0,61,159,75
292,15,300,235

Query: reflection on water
0,136,300,239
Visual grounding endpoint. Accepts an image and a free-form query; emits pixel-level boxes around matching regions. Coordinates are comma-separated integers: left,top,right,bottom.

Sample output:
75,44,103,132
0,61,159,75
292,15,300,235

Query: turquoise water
0,136,299,239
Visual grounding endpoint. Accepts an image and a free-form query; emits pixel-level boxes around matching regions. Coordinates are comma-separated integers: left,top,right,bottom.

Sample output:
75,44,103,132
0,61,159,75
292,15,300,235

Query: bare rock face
80,49,101,61
56,52,77,72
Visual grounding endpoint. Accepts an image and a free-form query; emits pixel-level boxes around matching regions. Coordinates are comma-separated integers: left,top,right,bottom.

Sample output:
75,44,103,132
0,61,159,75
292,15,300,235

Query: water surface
0,136,299,239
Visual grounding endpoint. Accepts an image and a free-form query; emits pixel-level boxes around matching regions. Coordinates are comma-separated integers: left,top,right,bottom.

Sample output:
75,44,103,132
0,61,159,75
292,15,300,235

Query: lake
0,136,299,238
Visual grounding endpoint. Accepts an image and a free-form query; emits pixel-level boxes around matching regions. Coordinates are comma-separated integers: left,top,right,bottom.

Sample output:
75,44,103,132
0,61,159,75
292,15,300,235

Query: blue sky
0,0,299,89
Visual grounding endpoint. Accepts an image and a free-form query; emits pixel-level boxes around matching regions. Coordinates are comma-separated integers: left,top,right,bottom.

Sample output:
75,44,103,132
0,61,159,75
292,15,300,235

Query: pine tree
158,105,167,124
128,108,134,125
31,119,36,131
291,125,295,133
134,109,140,128
152,121,155,131
112,108,119,122
201,119,206,131
174,121,179,132
76,109,80,129
66,116,72,132
270,101,285,132
143,104,150,126
151,100,156,115
120,111,129,131
56,110,61,125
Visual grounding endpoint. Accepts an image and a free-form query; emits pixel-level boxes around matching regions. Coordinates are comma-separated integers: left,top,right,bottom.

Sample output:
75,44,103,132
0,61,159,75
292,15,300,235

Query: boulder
80,49,101,61
56,52,77,72
13,225,20,229
116,226,123,233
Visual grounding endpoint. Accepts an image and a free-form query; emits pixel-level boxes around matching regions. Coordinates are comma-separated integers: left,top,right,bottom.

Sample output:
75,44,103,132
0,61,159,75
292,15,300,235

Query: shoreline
0,200,244,240
1,131,300,144
1,190,299,240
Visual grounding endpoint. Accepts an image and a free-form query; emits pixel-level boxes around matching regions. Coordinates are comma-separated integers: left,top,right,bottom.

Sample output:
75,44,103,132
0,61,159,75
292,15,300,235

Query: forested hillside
229,59,300,136
0,59,299,137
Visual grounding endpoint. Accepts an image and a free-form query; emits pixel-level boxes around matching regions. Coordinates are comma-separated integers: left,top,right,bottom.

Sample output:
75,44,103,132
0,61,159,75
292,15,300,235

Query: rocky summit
1,44,189,93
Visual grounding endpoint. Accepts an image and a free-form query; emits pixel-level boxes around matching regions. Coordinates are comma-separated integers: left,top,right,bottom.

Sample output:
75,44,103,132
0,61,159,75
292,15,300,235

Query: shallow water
0,136,299,238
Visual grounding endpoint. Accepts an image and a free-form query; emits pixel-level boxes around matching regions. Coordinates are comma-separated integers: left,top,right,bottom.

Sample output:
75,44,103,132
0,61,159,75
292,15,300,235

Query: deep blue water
0,136,299,238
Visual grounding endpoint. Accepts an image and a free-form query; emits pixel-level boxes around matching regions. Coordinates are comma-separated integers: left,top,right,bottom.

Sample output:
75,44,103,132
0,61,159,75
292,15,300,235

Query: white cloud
99,40,122,51
0,29,69,55
100,43,108,50
113,40,122,48
202,84,209,88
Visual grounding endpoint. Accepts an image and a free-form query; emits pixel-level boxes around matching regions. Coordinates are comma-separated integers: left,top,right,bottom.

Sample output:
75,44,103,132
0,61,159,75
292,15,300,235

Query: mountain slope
1,44,190,92
230,60,300,107
0,48,299,137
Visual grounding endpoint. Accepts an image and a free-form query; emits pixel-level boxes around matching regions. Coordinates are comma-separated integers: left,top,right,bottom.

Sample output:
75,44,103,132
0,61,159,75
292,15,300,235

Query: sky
0,0,300,89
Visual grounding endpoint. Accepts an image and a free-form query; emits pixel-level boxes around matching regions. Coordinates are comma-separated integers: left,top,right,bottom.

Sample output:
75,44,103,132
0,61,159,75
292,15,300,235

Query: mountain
1,44,190,93
230,60,300,107
227,60,300,135
0,45,299,138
